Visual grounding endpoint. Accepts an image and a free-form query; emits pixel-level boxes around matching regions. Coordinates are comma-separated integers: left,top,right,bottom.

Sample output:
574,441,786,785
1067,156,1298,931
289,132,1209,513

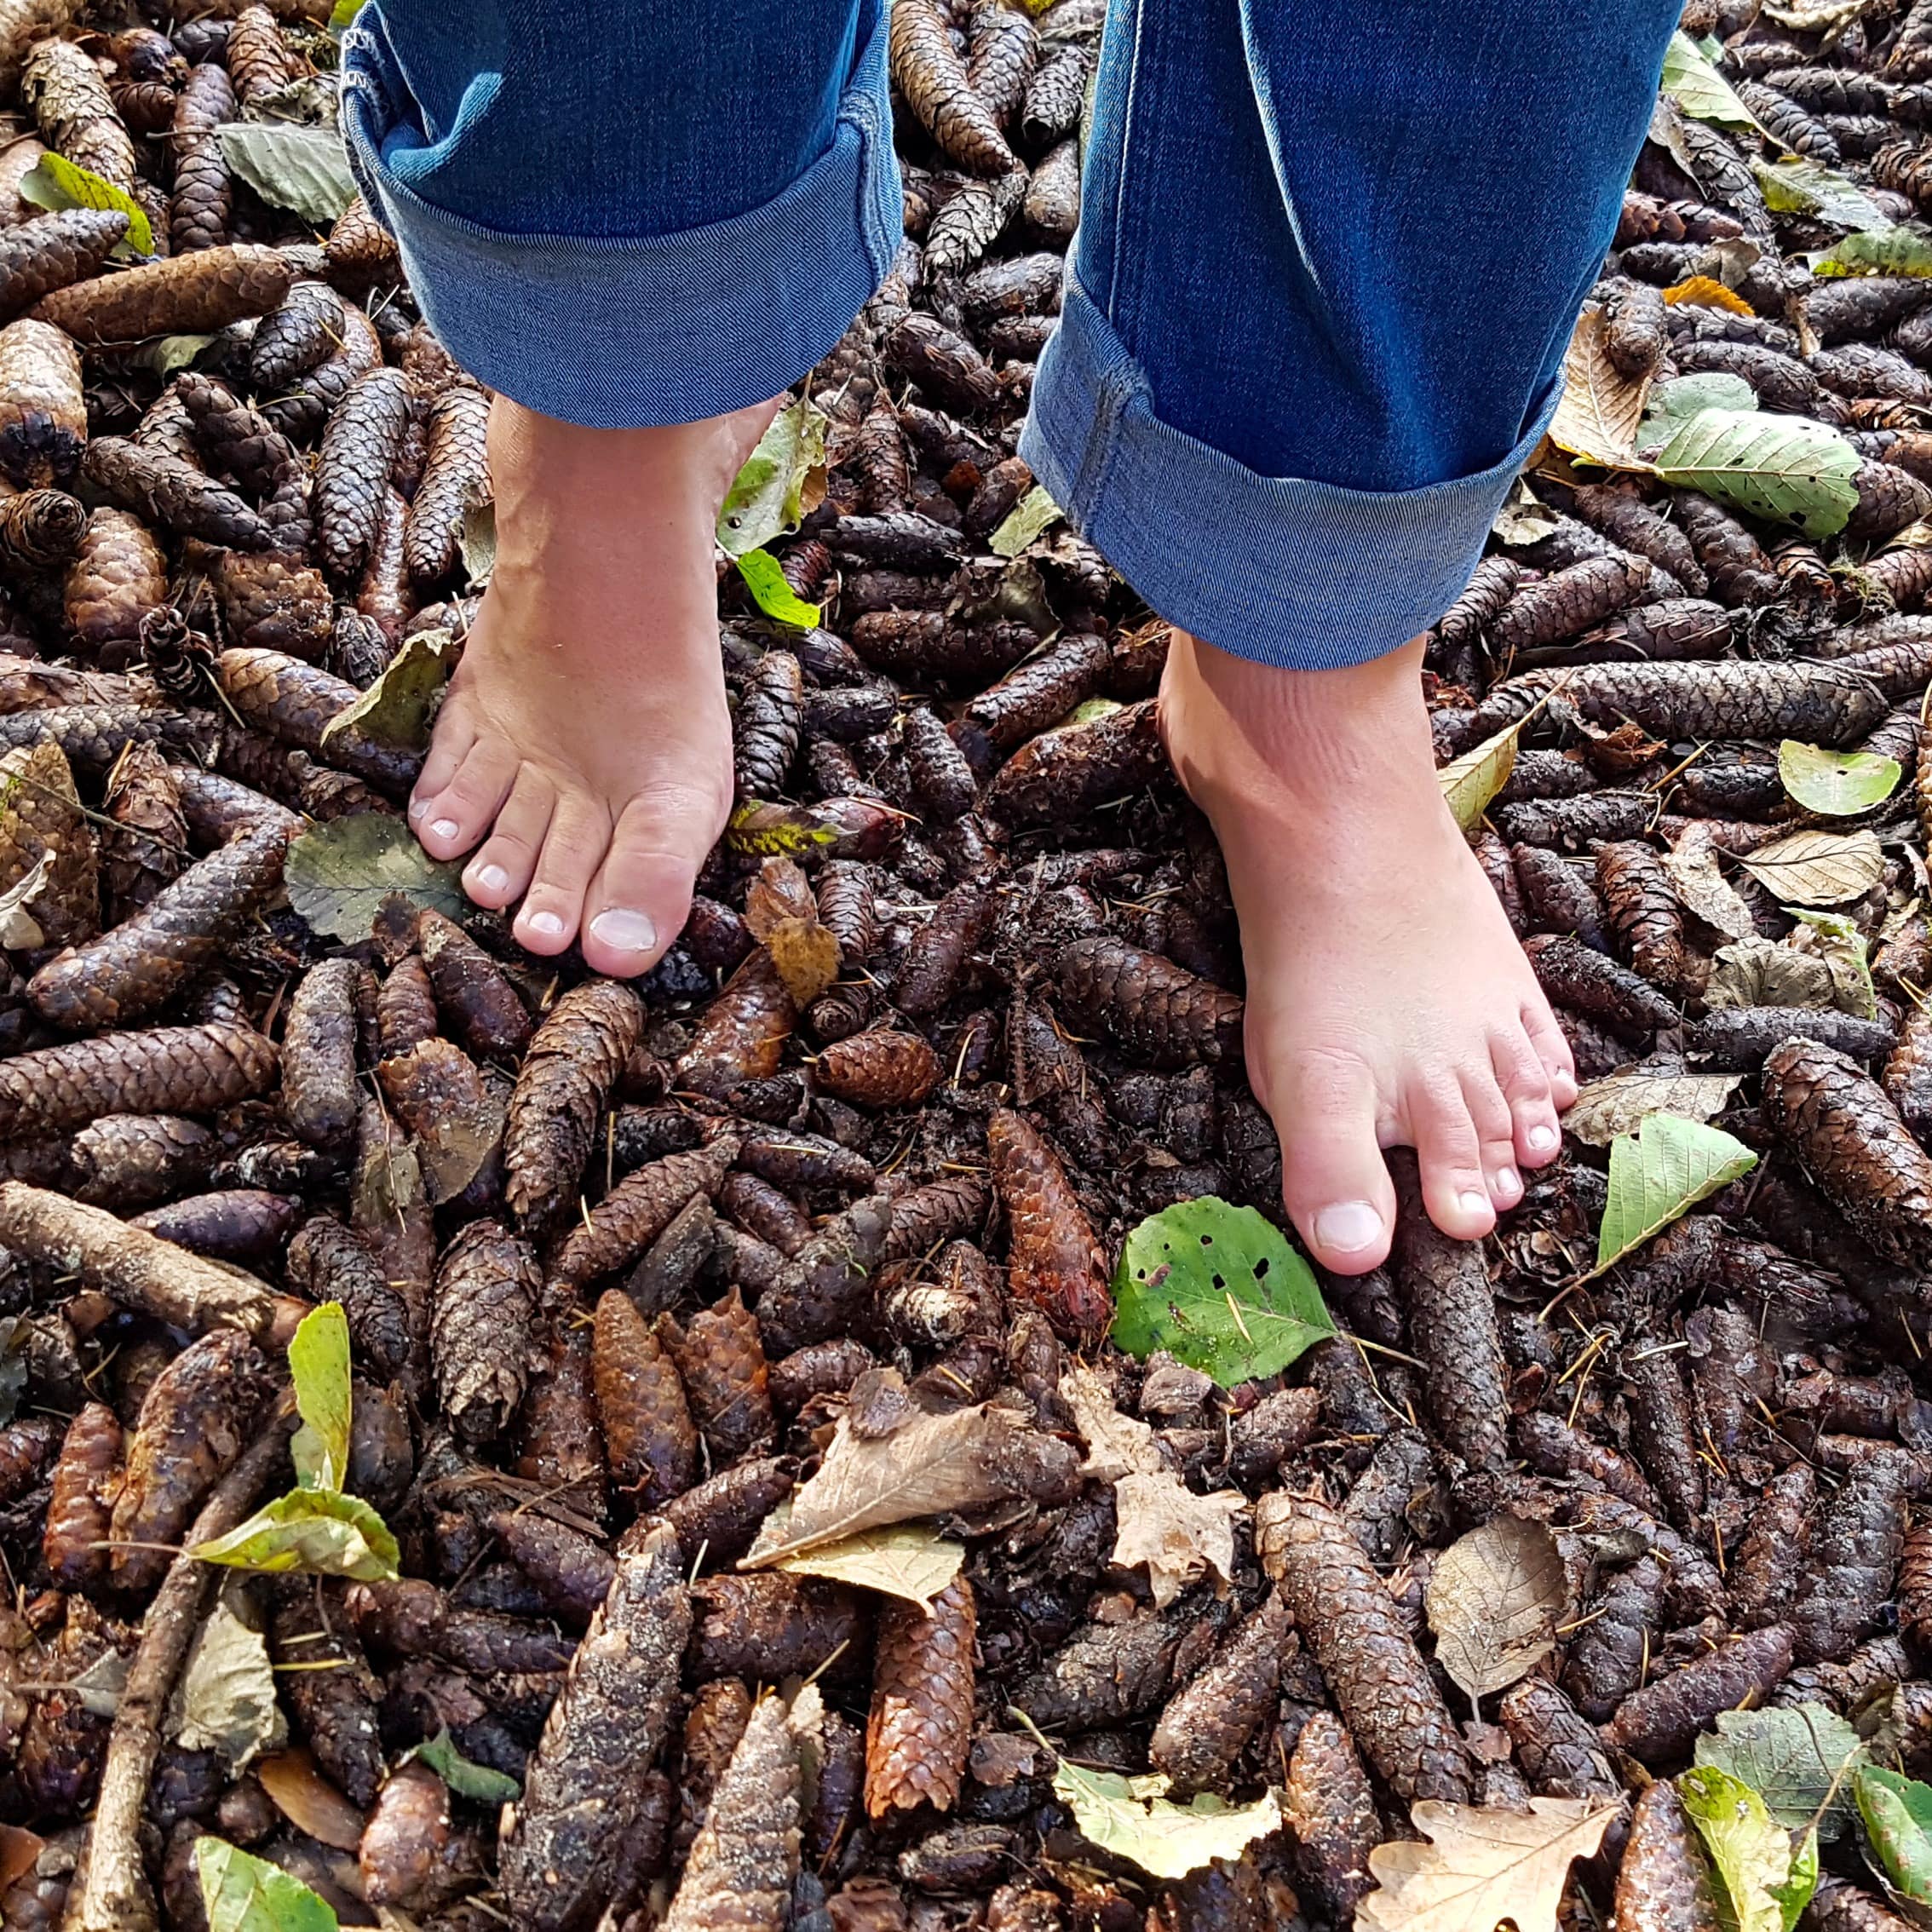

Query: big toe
578,788,725,978
1273,1049,1399,1274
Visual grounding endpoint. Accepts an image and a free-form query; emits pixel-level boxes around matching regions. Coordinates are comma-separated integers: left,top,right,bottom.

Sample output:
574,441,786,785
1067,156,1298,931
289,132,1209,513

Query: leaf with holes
1739,826,1887,907
319,630,455,759
1682,1766,1817,1932
717,397,829,558
1049,1753,1281,1880
1810,223,1932,278
285,814,467,943
1111,1195,1333,1387
1652,409,1860,537
1779,740,1901,816
1564,1067,1743,1147
1588,1113,1757,1278
1638,371,1757,452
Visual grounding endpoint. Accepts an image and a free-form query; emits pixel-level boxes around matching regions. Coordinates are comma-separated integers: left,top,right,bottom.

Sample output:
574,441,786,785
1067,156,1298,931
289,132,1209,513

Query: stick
61,1394,296,1932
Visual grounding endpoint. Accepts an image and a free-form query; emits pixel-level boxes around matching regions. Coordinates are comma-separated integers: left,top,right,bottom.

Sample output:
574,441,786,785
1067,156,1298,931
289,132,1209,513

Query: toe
1408,1074,1496,1241
1492,1022,1563,1170
579,788,724,979
514,795,613,955
1523,998,1578,1109
1273,1049,1399,1274
411,693,478,816
462,768,555,911
1462,1066,1522,1211
415,735,519,861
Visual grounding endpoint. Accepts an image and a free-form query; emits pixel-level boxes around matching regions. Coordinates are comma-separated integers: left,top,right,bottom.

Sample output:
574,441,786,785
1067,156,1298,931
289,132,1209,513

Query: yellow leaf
1438,723,1519,832
767,1517,965,1611
764,915,841,1007
1356,1798,1619,1932
1547,307,1653,471
1663,276,1756,315
1049,1756,1282,1881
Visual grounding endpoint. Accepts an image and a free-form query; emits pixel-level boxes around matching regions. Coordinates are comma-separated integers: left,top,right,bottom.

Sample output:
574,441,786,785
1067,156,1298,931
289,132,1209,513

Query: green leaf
1662,31,1761,129
193,1487,400,1582
1048,1754,1281,1881
285,814,468,943
195,1837,339,1932
19,154,152,258
1637,372,1759,450
1111,1195,1334,1388
1693,1704,1866,1840
1588,1113,1757,1278
989,485,1063,558
1752,156,1889,231
716,398,828,558
407,1728,520,1803
133,334,218,380
319,630,454,759
286,1302,351,1493
1778,739,1901,815
1438,722,1519,832
725,798,840,859
735,549,822,627
1786,908,1877,1021
215,124,357,227
1682,1766,1815,1932
1774,1831,1820,1932
1652,408,1861,538
1808,223,1932,278
1856,1765,1932,1905
328,0,369,32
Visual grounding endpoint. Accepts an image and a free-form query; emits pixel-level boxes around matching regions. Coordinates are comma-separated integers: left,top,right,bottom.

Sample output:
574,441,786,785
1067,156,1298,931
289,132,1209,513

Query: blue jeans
340,0,1678,669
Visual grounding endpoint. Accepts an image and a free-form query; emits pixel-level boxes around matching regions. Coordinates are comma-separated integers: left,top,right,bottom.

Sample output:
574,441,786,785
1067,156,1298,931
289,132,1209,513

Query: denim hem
1019,276,1561,671
337,10,900,428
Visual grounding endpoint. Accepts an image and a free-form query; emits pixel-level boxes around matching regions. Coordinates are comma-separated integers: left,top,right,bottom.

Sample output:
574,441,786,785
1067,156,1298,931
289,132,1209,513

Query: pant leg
339,0,900,427
1019,0,1680,669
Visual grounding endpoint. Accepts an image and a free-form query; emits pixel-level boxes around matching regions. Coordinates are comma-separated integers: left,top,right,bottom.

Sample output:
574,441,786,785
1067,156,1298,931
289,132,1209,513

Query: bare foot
408,394,780,976
1160,630,1578,1273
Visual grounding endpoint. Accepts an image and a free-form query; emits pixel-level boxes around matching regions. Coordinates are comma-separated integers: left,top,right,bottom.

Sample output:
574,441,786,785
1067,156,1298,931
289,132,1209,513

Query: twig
62,1395,296,1932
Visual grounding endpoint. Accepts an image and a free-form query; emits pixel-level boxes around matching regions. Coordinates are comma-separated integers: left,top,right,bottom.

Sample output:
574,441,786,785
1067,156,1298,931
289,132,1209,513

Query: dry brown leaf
1564,1065,1745,1146
754,1508,965,1610
1061,1366,1245,1608
744,855,818,937
1705,934,1841,1011
766,915,841,1007
1355,1798,1619,1932
255,1746,367,1850
1666,825,1757,941
1547,306,1653,470
0,1824,43,1894
1423,1517,1568,1704
1662,275,1756,315
1739,826,1886,908
750,1377,1077,1561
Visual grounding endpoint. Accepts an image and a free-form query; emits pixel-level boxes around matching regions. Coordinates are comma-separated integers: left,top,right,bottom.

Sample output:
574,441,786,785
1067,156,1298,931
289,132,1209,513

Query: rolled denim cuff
338,10,900,428
1019,275,1560,671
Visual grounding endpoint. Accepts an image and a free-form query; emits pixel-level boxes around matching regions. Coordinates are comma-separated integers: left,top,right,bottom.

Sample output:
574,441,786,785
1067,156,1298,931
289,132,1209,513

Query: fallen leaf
1753,154,1889,231
458,497,495,589
169,1591,283,1770
989,484,1063,557
319,630,455,759
717,397,829,558
407,1059,507,1205
1694,1703,1865,1840
1705,934,1841,1012
765,916,841,1007
1354,1797,1619,1932
1661,29,1761,130
193,1486,400,1581
1638,371,1759,452
0,850,49,948
1110,1195,1334,1386
1666,824,1757,941
19,152,153,256
0,1824,43,1894
752,1383,1078,1561
195,1835,340,1932
216,122,357,225
726,799,841,860
1588,1113,1757,1279
1779,739,1901,816
1739,826,1887,907
1547,308,1653,470
1809,223,1932,278
0,1315,22,1429
735,549,821,628
285,814,467,943
1565,1065,1743,1146
1787,908,1877,1020
1439,723,1520,833
1049,1754,1280,1880
1424,1518,1569,1705
287,1301,351,1492
755,1506,966,1611
255,1748,366,1851
1652,408,1860,538
1492,479,1564,547
1662,276,1756,315
406,1727,520,1803
1681,1765,1819,1932
1060,1366,1245,1607
1855,1764,1932,1906
62,1648,129,1717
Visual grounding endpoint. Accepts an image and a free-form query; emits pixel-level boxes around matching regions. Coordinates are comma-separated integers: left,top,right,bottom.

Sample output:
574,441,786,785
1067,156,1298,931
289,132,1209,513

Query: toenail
1457,1189,1489,1217
429,818,459,842
1492,1168,1519,1197
1527,1123,1559,1153
1314,1201,1383,1254
589,908,657,956
407,799,428,823
524,910,566,938
470,863,509,895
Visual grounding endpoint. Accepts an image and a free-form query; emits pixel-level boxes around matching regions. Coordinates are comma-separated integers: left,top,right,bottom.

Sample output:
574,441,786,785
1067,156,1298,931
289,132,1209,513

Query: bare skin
411,402,1576,1261
1159,629,1578,1274
408,394,778,976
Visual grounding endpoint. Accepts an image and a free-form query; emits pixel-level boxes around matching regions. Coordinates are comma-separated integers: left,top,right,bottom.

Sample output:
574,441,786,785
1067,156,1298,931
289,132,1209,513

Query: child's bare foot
1160,630,1578,1273
408,394,780,976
